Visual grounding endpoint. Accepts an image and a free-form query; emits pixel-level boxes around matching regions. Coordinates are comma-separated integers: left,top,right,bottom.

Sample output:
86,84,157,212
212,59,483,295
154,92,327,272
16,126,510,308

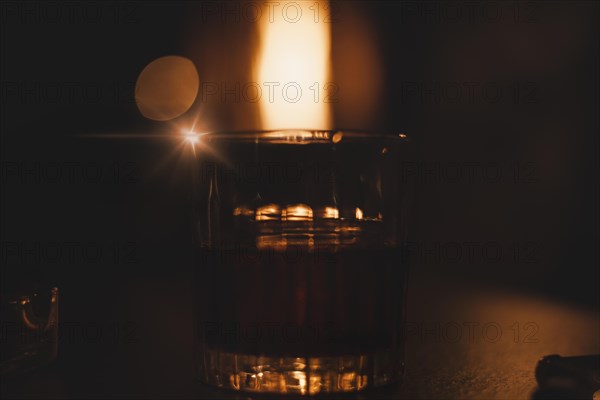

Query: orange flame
255,1,332,129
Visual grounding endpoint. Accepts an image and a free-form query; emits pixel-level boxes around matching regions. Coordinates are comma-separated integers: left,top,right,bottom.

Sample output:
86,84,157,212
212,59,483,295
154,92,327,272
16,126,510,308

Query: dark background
1,1,598,398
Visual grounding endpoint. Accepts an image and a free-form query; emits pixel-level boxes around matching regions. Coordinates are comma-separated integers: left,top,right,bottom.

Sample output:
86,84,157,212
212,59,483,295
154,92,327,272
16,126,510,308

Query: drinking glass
192,130,411,395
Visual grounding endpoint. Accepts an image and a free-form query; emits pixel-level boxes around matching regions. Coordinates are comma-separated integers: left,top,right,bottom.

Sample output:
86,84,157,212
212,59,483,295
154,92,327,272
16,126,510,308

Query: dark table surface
1,267,598,399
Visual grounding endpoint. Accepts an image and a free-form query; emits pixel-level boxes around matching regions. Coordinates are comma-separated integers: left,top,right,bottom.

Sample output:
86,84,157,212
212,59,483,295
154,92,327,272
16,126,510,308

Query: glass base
199,348,404,395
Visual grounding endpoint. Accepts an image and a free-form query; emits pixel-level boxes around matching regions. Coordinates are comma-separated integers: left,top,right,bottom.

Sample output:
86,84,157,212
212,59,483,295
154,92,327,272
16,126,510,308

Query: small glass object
0,283,59,375
192,130,411,395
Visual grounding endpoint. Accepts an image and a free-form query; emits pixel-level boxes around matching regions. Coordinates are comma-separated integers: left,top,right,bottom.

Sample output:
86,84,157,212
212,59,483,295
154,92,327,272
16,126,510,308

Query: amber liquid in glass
195,220,408,394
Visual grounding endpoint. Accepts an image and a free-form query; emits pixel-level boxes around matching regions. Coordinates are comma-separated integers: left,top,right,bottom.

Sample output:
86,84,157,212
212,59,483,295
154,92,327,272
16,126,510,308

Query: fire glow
255,0,333,130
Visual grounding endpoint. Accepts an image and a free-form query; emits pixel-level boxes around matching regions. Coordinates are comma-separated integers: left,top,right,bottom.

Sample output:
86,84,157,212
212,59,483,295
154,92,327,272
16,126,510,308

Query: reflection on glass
0,286,58,375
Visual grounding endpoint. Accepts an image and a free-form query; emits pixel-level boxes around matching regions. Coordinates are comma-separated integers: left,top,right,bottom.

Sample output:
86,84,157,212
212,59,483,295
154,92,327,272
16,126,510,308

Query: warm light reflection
283,204,314,221
262,130,330,142
182,130,200,156
256,1,332,129
256,204,281,221
233,206,254,218
184,133,199,144
355,207,364,220
20,298,40,330
322,206,340,219
291,370,307,395
332,131,343,143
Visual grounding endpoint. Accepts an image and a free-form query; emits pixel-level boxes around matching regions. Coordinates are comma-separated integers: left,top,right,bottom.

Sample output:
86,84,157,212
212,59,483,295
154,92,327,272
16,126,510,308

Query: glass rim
194,129,409,143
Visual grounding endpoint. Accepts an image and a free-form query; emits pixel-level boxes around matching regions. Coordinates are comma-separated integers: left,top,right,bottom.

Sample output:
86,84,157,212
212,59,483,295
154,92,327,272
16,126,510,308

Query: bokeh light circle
135,55,199,121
